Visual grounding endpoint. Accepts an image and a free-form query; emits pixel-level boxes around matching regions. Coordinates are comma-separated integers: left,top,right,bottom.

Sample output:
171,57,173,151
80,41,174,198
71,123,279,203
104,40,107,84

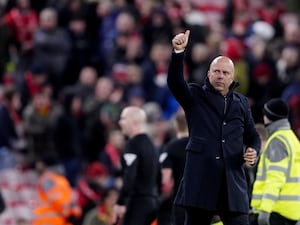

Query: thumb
183,30,190,46
246,147,255,152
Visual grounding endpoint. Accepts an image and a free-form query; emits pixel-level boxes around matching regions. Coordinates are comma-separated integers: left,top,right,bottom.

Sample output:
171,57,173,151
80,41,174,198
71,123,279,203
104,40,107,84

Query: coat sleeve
242,96,261,154
167,52,193,110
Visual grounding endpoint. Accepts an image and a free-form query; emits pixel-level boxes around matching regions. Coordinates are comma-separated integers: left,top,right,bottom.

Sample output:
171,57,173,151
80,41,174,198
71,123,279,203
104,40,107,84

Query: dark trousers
185,207,249,225
185,172,249,225
122,196,158,225
249,212,297,225
172,205,186,225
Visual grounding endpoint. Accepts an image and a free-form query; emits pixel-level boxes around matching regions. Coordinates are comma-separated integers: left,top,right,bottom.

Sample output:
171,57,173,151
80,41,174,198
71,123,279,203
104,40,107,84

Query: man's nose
217,74,225,79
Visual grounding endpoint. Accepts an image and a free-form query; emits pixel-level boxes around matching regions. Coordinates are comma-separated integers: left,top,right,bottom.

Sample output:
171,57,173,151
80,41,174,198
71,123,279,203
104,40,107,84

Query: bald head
209,56,235,73
124,106,146,123
119,106,147,138
208,55,235,96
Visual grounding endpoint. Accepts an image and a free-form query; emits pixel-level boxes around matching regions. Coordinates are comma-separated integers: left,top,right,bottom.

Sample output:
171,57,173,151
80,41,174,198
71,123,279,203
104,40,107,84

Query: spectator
141,40,179,119
4,0,39,71
33,7,71,94
82,77,115,162
281,69,300,138
142,6,173,53
99,129,124,181
22,90,63,163
63,66,98,103
82,187,119,225
19,62,48,109
0,86,20,169
76,162,109,225
54,92,85,186
0,3,13,80
64,14,94,86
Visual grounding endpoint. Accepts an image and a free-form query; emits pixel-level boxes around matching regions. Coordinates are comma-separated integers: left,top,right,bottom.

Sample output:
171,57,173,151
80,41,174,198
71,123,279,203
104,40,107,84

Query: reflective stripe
259,134,296,182
252,194,300,201
268,165,287,173
286,177,300,182
279,195,300,201
255,175,264,181
256,176,300,182
263,193,278,201
252,194,276,200
277,135,292,175
49,192,62,199
276,135,300,183
35,211,61,218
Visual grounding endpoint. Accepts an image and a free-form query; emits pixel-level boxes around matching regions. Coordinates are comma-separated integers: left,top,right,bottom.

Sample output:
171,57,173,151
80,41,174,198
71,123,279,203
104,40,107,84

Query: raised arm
167,30,193,109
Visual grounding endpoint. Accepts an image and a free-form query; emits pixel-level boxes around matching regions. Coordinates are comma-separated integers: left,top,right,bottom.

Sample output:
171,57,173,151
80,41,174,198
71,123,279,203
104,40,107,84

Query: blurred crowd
0,0,299,224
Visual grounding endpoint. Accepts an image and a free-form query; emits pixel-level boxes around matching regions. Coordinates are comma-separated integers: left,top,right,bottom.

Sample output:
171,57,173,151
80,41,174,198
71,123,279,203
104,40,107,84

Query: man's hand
172,30,190,51
113,204,126,224
244,147,257,166
258,211,270,225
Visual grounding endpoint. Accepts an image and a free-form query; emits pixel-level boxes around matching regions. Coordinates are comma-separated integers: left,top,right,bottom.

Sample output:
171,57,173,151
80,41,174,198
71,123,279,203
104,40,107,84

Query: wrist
174,49,185,54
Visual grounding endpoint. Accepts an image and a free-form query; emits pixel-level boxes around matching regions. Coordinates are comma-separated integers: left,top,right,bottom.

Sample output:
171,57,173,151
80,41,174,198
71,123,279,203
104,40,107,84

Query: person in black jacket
113,106,160,225
167,30,261,225
160,109,189,225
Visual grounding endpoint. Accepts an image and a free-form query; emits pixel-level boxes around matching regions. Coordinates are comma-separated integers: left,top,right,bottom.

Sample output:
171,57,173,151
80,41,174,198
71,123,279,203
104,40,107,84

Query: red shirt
5,8,38,45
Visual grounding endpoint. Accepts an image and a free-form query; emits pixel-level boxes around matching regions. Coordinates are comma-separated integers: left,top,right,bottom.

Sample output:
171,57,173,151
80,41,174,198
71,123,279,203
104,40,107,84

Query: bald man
167,30,261,225
113,106,160,225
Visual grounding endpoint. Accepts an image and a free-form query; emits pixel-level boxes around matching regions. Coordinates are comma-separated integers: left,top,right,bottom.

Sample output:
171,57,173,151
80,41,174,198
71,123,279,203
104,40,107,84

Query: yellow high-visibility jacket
251,128,300,220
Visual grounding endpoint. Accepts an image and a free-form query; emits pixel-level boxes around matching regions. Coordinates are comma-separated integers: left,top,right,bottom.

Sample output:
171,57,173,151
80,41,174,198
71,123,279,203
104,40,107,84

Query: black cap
263,98,289,121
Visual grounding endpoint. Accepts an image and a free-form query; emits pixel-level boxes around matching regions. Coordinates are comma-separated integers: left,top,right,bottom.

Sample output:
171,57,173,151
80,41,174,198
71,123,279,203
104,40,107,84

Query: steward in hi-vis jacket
33,158,81,225
251,98,300,225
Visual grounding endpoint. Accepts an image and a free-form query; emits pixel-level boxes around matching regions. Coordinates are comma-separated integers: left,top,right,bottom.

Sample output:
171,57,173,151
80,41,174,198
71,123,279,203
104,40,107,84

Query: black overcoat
167,52,261,213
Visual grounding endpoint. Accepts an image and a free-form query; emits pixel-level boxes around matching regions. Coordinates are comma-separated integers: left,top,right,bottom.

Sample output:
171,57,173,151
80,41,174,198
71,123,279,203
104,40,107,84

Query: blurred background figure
32,157,81,225
22,89,63,165
33,7,71,95
159,109,189,225
4,0,38,74
82,187,119,225
99,128,125,189
75,161,110,224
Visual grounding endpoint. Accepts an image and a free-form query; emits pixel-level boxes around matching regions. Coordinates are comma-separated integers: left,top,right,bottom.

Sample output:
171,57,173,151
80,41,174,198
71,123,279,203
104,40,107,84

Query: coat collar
265,118,291,135
203,77,239,97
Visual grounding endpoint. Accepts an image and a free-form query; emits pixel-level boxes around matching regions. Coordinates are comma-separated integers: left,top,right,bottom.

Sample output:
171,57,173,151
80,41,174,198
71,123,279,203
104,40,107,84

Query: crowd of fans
0,0,299,224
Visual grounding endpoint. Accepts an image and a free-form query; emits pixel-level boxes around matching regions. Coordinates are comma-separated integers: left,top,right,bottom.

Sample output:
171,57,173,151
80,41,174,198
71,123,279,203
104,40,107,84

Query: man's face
118,109,131,136
207,57,234,96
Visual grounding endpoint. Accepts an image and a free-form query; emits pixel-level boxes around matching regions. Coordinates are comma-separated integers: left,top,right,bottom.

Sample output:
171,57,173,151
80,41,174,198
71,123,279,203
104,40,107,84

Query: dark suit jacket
167,52,261,213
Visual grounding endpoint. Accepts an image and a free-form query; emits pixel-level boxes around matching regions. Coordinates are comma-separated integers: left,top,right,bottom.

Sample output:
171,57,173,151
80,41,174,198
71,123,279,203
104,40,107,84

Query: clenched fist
172,30,190,51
